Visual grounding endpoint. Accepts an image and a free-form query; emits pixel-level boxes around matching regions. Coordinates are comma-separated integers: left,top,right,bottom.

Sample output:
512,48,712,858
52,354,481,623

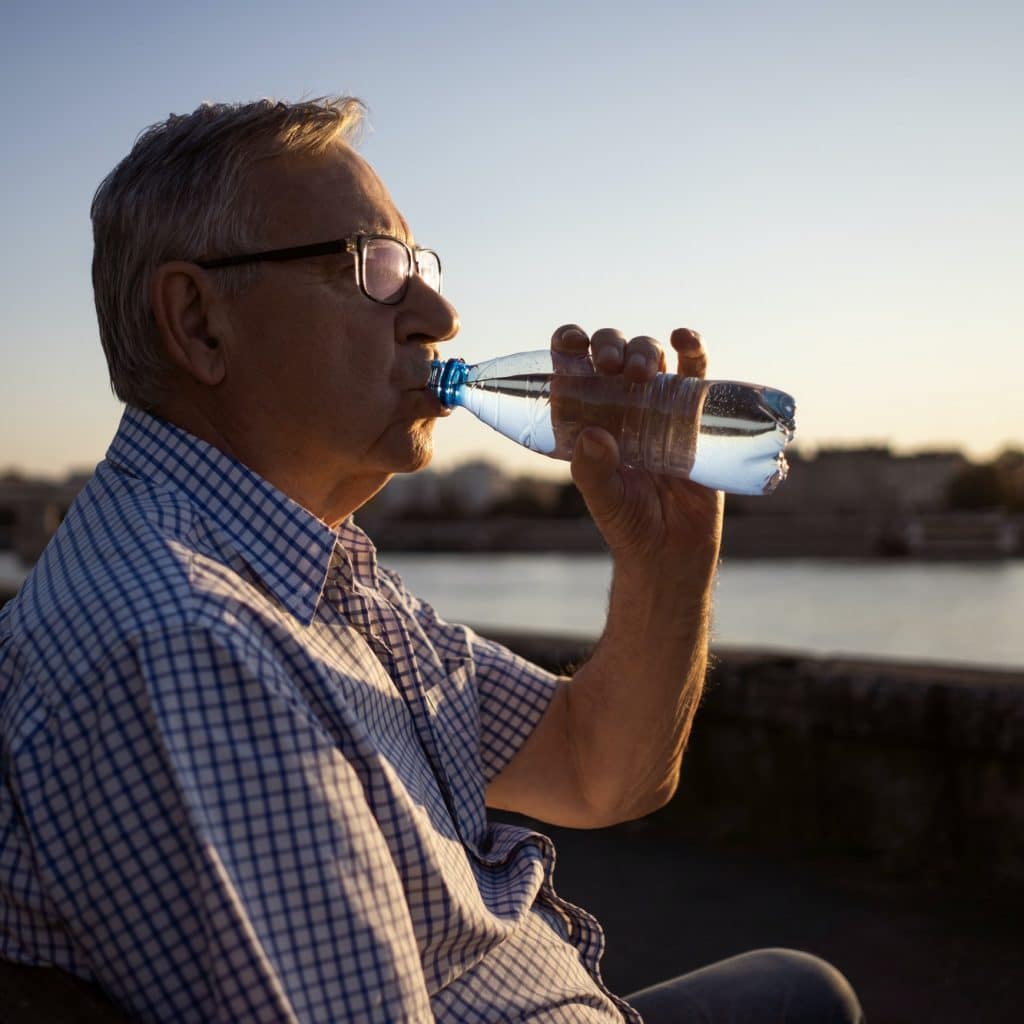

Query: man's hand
553,323,723,573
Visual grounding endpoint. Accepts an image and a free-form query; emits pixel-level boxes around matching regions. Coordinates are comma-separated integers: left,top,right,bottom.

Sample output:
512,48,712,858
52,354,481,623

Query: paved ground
523,817,1024,1024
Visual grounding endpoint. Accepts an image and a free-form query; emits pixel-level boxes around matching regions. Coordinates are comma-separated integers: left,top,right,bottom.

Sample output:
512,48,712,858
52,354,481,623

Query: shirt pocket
423,657,487,846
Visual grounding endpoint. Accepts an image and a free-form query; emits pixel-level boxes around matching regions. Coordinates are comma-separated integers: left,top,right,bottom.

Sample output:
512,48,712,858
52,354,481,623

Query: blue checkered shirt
0,408,638,1022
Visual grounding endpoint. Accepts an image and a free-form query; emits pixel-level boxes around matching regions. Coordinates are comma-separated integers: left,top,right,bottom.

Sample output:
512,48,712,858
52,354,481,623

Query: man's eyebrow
353,222,393,235
354,224,416,245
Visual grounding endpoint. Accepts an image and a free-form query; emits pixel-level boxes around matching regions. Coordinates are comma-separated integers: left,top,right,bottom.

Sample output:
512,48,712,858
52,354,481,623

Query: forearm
566,549,717,825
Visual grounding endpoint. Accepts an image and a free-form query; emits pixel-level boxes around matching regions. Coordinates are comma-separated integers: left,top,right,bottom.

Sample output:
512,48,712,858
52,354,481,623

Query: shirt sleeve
15,622,435,1024
377,567,561,783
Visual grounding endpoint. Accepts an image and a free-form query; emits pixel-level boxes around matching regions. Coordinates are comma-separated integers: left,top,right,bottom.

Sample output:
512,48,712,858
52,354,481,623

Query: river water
382,553,1024,673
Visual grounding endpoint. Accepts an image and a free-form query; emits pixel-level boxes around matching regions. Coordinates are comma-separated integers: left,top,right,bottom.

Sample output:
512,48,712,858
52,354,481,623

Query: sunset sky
2,0,1021,480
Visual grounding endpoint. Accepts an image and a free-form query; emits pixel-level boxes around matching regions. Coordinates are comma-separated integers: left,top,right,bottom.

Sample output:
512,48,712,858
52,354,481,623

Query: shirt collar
332,517,382,590
106,407,340,625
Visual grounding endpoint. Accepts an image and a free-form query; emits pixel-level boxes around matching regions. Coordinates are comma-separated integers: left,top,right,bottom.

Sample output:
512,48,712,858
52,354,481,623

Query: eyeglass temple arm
196,239,350,270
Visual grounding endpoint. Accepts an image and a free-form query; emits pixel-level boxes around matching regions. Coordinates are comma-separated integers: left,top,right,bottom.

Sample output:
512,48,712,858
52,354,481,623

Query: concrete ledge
485,630,1024,885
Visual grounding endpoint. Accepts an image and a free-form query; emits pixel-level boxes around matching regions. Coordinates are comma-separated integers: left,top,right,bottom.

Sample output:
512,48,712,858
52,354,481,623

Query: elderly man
0,98,862,1022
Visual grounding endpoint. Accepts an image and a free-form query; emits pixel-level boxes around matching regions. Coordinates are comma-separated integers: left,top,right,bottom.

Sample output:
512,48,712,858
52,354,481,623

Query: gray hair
91,96,367,410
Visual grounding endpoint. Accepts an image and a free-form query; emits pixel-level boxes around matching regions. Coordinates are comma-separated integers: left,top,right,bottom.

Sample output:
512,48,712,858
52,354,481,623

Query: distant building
361,468,444,519
442,460,514,517
994,450,1024,508
883,450,970,511
729,446,970,517
359,461,515,522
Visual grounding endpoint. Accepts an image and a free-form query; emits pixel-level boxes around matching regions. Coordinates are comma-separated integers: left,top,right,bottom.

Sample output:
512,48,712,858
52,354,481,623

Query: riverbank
2,511,1021,607
365,510,1024,559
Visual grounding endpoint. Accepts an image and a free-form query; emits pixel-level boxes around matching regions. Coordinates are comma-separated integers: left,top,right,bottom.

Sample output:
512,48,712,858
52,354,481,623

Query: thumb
570,428,625,525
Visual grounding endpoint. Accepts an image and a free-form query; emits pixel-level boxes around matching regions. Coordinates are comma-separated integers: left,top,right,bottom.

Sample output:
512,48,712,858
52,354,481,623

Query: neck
150,397,389,526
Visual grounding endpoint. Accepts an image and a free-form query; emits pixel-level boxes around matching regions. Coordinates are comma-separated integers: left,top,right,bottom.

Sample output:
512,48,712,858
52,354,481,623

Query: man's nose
403,276,460,343
434,296,460,342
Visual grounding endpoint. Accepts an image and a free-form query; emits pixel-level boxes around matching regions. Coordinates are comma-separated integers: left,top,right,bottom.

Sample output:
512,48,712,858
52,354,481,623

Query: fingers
552,325,665,382
552,324,703,380
591,328,664,384
671,327,707,379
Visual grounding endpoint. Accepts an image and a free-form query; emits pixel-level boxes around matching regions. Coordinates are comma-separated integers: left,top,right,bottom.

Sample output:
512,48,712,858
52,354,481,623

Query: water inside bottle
689,381,796,494
428,352,796,495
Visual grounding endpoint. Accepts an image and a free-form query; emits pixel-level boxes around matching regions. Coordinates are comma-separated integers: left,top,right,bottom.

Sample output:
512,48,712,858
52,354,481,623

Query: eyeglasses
195,234,442,306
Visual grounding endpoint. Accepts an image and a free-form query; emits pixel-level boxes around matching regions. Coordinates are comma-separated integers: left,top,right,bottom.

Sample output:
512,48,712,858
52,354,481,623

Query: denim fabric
626,948,865,1024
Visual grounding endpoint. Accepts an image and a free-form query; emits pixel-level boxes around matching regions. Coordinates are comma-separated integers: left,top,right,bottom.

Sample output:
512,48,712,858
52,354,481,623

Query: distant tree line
946,452,1024,511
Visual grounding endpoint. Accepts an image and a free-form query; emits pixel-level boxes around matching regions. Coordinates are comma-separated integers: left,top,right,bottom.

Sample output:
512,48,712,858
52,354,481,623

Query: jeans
625,948,865,1023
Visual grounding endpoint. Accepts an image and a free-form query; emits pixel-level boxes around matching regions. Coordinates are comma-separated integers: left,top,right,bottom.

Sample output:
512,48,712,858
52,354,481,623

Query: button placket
328,565,477,844
424,657,489,846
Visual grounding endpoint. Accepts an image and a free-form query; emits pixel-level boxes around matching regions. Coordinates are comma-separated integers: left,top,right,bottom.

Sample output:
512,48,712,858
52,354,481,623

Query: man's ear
150,261,232,387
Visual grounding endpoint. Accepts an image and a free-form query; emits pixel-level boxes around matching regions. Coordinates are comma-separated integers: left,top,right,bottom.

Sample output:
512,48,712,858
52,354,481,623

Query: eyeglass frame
194,233,442,306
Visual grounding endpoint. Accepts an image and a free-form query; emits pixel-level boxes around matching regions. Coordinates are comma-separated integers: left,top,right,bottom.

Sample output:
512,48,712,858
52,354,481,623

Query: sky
1,0,1021,481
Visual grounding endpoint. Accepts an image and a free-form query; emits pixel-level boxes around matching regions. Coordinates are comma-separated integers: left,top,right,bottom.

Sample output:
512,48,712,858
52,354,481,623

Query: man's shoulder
3,463,270,683
19,463,193,609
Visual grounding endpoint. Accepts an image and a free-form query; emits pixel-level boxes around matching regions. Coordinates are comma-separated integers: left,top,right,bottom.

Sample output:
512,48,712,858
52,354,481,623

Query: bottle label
548,373,706,475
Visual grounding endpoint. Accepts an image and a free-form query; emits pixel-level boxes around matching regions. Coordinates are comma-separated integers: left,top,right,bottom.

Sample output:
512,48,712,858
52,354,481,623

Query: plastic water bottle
427,349,796,495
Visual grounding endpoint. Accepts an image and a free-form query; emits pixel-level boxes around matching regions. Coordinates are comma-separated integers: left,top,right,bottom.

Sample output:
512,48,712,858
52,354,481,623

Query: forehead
249,140,410,244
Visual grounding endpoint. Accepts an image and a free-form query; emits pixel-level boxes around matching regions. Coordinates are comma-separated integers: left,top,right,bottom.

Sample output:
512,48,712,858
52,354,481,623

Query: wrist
611,541,720,599
603,556,716,656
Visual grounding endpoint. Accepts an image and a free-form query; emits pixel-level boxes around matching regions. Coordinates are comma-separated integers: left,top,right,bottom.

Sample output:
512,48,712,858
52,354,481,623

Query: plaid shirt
0,408,637,1023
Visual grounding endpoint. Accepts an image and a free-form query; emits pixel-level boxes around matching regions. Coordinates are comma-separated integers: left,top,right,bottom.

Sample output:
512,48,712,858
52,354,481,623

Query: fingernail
562,327,586,342
673,328,701,346
580,433,604,459
626,352,648,374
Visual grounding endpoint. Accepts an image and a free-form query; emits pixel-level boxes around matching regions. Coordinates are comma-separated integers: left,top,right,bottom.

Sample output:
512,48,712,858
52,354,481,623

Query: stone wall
486,630,1024,886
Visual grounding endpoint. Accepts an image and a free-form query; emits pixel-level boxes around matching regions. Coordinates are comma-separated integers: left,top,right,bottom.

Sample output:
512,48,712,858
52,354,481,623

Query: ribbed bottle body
427,350,796,495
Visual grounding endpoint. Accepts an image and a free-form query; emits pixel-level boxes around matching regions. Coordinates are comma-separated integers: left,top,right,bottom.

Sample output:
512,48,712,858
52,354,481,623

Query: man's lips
412,367,434,389
399,356,450,414
404,384,452,418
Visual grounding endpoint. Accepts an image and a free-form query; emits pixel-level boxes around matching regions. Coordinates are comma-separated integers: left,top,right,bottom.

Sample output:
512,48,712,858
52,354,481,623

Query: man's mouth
404,384,452,418
408,361,439,391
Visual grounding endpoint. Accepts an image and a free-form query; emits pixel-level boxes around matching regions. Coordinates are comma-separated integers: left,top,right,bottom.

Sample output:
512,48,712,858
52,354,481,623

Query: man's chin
391,431,434,475
400,447,433,475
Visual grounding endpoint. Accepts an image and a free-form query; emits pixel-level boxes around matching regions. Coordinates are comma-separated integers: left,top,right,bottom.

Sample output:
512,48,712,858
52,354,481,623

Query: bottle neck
427,357,469,408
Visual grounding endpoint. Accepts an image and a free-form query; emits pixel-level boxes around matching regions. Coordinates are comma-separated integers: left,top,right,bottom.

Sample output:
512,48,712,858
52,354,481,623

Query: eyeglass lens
361,237,441,304
415,250,441,295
